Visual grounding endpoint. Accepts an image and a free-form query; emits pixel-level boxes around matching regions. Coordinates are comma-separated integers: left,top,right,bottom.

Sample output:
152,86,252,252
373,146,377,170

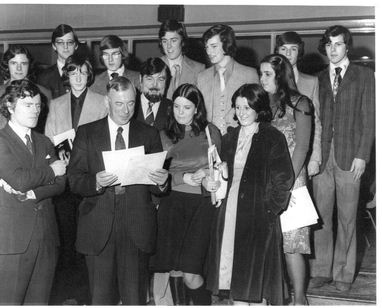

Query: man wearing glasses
37,24,79,99
91,35,140,96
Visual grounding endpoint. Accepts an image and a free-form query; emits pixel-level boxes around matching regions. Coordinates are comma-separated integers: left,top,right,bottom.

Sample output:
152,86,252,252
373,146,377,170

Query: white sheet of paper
53,129,75,148
121,151,168,186
280,185,319,233
102,146,144,185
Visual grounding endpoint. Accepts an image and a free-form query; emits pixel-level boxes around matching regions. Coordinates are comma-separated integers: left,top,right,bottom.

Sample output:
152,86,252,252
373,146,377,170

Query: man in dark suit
309,25,375,292
90,35,140,95
67,76,169,305
0,79,66,304
134,57,171,131
37,24,79,99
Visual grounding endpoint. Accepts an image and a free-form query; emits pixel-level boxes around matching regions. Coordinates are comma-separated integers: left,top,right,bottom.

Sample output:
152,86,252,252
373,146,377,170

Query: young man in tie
309,25,375,292
197,24,259,135
158,19,205,99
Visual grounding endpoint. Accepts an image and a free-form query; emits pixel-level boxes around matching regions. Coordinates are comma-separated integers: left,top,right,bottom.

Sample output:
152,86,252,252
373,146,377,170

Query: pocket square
45,154,51,159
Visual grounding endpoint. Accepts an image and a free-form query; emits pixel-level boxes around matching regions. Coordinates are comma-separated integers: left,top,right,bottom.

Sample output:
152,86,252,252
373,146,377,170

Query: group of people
0,18,375,306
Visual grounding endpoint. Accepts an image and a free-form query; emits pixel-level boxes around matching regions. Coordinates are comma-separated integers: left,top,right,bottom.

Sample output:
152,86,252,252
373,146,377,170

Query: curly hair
0,45,35,81
318,25,352,56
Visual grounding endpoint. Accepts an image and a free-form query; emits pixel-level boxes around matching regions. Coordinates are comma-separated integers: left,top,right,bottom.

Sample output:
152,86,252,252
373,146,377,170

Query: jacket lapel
4,125,33,165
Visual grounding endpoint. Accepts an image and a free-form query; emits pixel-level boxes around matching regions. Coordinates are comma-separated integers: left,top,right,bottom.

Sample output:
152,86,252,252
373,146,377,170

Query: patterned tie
145,102,155,126
172,64,181,90
115,127,126,194
332,67,342,100
218,67,226,92
25,134,33,154
110,72,118,80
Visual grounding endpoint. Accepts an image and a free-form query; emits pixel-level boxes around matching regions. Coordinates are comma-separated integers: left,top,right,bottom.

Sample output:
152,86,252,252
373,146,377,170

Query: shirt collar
8,119,31,142
293,66,299,83
107,115,130,133
108,65,125,79
214,57,234,79
329,57,350,75
168,55,183,72
57,59,65,76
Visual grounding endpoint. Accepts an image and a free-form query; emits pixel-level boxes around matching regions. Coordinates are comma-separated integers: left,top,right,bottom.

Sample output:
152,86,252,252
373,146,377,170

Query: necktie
114,127,126,194
145,102,155,126
110,72,118,80
333,67,342,99
72,96,81,130
25,134,33,154
218,67,226,92
172,64,181,90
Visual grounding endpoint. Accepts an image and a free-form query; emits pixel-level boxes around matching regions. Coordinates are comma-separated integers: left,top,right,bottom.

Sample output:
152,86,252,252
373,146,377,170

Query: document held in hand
280,185,319,232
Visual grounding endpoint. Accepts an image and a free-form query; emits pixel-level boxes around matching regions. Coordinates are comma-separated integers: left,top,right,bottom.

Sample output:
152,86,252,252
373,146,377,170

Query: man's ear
6,101,14,115
52,43,57,52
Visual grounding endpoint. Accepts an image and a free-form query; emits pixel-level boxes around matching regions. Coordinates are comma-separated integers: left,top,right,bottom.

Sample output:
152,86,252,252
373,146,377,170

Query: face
277,44,299,67
140,69,167,102
102,47,123,72
260,62,277,94
8,94,41,129
173,96,196,126
205,35,226,65
325,34,348,65
235,96,257,127
53,32,77,62
8,54,29,81
161,31,183,60
107,88,135,125
68,64,88,93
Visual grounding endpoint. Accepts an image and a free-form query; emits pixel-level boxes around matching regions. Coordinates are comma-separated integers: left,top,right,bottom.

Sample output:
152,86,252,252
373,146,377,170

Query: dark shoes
334,281,352,292
308,277,332,288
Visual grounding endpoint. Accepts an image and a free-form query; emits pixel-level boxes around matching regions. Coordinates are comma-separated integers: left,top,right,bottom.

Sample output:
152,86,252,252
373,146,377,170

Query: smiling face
205,34,229,66
53,32,77,62
235,96,257,127
161,31,183,61
107,88,136,126
9,94,41,129
8,54,29,81
173,96,196,126
140,69,167,103
325,34,348,65
260,62,277,94
277,43,299,67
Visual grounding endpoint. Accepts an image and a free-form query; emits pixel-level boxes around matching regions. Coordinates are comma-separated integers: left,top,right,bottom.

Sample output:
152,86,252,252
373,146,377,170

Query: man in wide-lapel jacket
68,76,168,305
158,19,205,99
0,80,66,304
134,57,171,131
197,24,259,135
309,25,375,292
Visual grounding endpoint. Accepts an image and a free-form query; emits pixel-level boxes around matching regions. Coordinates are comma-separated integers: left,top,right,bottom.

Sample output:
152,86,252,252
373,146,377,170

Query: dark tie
110,72,119,80
115,127,126,194
145,102,155,126
72,97,81,130
333,67,342,99
25,134,33,154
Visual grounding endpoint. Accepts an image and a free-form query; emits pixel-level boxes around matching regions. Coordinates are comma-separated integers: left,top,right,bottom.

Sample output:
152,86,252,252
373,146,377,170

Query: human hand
149,168,169,186
202,176,221,192
183,173,199,186
96,171,118,188
216,162,228,180
191,169,208,185
50,160,67,177
58,150,70,165
307,160,320,177
0,179,23,195
350,158,366,181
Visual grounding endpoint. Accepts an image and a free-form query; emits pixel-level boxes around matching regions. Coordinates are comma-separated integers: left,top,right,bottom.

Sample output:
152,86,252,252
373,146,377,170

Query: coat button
240,193,244,199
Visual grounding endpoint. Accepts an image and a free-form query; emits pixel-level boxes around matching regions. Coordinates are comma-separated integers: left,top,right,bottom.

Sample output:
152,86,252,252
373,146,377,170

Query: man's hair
0,45,35,81
62,53,94,87
107,76,136,96
51,24,79,45
140,57,170,78
274,31,305,59
0,79,41,119
202,24,237,58
99,35,128,65
318,25,352,55
158,19,188,54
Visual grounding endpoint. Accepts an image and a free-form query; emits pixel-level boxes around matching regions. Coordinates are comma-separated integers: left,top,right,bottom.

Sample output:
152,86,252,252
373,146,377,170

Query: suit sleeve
309,78,322,164
44,100,57,142
357,69,375,161
0,136,56,192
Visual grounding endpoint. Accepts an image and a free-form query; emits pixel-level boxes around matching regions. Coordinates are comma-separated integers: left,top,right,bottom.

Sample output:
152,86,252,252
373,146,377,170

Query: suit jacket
45,89,108,142
67,117,164,255
0,124,65,254
161,56,205,99
37,64,69,99
134,93,171,131
318,63,375,171
197,60,259,129
297,71,322,164
90,67,140,95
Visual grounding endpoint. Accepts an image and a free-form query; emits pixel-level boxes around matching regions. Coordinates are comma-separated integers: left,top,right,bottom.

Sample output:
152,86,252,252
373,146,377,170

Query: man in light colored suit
275,31,322,176
90,35,140,95
310,25,375,292
0,80,66,304
159,20,205,99
197,24,259,135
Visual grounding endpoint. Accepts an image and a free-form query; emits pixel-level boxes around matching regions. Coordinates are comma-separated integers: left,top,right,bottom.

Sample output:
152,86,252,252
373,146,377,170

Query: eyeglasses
102,51,122,59
55,40,76,47
68,70,89,77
